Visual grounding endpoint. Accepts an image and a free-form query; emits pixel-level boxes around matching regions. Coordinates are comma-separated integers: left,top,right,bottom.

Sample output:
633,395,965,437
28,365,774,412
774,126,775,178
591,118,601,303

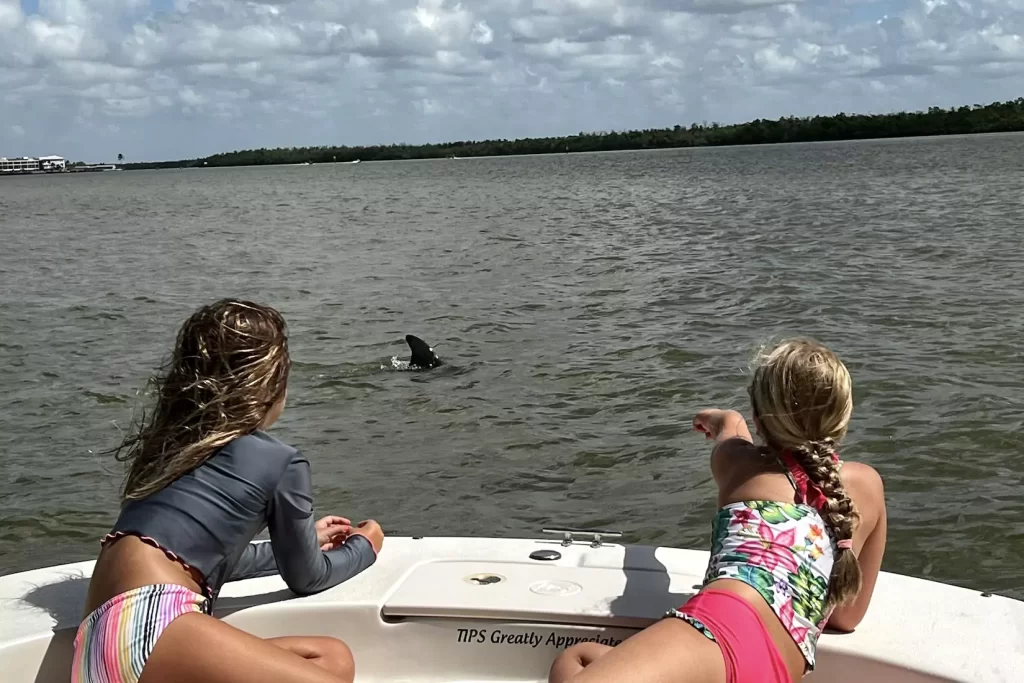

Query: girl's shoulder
838,459,882,483
232,429,295,451
711,437,776,483
218,430,301,469
201,430,304,494
838,460,886,512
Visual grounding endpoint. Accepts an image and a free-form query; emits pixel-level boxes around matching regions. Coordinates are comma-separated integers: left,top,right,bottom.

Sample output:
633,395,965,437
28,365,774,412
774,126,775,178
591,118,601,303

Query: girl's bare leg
553,619,727,683
549,643,614,682
267,636,355,678
138,613,356,683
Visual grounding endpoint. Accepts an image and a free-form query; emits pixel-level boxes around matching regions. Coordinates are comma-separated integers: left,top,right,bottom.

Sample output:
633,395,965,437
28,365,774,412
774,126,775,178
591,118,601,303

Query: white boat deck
1,536,1022,682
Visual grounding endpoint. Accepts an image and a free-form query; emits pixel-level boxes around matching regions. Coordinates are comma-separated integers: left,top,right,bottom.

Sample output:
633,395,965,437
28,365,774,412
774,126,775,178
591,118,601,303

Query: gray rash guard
107,430,377,606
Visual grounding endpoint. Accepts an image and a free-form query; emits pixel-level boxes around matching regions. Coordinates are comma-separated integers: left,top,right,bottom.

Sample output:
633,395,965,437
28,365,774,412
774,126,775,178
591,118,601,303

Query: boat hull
1,536,1021,682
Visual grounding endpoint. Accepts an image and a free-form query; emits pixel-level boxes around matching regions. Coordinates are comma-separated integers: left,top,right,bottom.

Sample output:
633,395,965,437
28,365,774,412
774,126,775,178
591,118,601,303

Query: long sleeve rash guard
107,430,377,605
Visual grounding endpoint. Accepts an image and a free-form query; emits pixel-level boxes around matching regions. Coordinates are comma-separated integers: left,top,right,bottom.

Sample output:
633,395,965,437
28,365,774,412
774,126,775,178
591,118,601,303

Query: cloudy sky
1,0,1022,162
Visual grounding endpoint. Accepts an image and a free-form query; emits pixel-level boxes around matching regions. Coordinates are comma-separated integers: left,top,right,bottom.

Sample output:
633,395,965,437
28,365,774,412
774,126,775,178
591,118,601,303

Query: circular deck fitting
464,573,506,586
529,549,562,561
529,579,582,597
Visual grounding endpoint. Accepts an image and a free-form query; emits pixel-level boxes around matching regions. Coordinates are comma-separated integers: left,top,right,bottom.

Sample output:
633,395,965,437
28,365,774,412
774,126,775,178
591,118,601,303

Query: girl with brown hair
550,338,888,683
72,299,384,683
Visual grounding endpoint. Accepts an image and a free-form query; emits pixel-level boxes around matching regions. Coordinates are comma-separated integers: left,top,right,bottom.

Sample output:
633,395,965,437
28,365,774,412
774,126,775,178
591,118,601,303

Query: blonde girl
550,338,888,683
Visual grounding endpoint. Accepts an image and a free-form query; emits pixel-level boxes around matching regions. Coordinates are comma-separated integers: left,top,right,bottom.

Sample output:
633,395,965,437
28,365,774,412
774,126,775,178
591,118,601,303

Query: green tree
119,97,1024,171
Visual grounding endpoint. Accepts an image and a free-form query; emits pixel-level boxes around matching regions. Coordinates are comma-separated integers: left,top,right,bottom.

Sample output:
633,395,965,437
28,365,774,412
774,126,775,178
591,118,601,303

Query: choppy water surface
2,134,1023,600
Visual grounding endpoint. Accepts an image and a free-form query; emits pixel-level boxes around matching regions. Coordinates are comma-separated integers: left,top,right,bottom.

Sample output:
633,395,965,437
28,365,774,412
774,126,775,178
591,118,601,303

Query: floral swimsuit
671,450,842,670
696,498,836,669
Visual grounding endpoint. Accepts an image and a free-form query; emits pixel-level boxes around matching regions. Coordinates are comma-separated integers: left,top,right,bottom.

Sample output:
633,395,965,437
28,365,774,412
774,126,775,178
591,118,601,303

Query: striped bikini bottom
71,583,210,683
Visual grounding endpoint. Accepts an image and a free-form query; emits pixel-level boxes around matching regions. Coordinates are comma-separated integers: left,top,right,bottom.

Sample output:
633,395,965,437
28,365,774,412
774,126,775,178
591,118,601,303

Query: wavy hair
114,299,290,502
748,338,861,607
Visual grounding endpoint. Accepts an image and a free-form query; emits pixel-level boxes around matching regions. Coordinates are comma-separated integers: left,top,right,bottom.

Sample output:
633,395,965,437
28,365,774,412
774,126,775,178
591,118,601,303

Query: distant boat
351,159,361,164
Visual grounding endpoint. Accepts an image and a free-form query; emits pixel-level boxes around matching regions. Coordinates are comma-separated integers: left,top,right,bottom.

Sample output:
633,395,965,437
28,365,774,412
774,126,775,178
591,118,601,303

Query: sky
1,0,1023,163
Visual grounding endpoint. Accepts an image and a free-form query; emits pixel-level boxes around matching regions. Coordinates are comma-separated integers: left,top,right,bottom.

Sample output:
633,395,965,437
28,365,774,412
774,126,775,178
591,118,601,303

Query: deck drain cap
464,573,505,586
529,549,562,561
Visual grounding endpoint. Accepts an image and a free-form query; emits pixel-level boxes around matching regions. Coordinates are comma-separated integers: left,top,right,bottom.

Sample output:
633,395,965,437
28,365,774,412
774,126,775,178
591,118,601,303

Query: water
1,134,1022,601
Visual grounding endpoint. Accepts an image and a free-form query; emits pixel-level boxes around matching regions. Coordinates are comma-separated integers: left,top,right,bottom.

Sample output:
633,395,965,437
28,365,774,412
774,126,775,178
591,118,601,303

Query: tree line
123,97,1024,170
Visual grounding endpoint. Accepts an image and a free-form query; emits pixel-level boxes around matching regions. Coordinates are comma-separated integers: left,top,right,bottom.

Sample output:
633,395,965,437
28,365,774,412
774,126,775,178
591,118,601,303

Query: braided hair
749,339,862,607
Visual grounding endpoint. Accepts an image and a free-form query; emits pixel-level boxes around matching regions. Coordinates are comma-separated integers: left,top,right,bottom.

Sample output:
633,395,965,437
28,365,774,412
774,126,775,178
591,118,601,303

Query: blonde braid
788,438,862,606
748,338,863,607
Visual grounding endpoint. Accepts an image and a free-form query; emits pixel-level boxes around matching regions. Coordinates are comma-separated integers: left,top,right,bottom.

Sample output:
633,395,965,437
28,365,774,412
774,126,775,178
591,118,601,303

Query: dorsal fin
405,334,442,369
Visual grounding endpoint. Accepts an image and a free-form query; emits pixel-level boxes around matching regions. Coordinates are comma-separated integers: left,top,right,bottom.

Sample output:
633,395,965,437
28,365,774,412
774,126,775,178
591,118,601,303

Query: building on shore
70,163,119,172
0,155,67,173
0,157,40,173
39,155,67,171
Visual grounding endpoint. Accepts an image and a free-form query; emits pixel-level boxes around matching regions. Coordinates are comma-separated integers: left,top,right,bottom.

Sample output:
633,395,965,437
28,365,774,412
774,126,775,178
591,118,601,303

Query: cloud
1,0,1023,161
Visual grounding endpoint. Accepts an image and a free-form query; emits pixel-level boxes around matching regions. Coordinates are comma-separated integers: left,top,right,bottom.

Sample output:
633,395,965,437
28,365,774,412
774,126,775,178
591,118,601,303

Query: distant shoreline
20,97,1024,172
0,169,122,179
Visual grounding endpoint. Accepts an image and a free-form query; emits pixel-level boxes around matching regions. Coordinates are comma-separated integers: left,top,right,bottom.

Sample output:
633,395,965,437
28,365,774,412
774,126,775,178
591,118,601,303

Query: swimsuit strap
778,449,833,515
781,467,800,497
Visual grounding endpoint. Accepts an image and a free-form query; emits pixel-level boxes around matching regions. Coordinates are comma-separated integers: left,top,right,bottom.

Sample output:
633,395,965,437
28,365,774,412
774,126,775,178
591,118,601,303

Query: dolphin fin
405,334,442,369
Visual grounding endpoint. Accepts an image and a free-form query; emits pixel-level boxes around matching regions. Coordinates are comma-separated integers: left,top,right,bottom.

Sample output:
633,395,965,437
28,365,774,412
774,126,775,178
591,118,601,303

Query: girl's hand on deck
349,519,385,554
316,515,352,551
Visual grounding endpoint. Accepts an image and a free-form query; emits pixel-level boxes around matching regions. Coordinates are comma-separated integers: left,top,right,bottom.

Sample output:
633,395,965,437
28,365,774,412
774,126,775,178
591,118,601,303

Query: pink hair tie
836,539,854,550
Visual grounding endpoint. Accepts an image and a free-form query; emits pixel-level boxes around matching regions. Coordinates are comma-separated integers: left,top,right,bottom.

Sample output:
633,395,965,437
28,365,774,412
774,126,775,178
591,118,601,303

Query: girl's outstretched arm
692,408,753,444
693,409,759,492
228,452,379,595
228,542,280,581
266,453,379,596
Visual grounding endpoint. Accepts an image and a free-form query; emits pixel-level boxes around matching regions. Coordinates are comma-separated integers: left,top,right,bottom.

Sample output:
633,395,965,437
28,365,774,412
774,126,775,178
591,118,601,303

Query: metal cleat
541,527,624,548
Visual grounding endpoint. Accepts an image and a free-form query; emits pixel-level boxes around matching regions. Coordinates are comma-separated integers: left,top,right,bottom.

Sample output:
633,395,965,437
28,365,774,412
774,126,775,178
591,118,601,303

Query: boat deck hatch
381,560,698,628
